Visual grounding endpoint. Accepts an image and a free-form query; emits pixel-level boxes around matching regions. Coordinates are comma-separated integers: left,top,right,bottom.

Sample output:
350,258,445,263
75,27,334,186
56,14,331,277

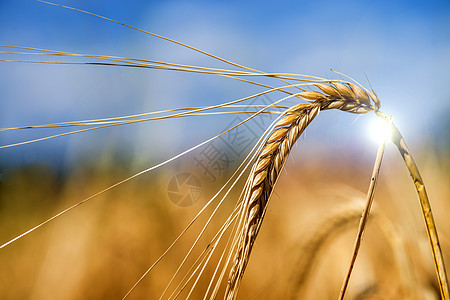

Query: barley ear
225,103,321,300
390,122,450,300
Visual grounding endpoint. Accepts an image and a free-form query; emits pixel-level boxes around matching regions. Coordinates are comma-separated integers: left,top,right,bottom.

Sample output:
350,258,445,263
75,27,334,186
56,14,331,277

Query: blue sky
0,0,449,168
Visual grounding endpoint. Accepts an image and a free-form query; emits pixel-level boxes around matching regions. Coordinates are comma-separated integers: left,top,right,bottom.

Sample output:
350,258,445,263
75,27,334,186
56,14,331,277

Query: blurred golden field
0,142,448,299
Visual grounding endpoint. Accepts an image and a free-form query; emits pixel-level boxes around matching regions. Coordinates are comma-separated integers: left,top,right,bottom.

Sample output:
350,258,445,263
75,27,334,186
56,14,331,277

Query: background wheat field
1,1,450,299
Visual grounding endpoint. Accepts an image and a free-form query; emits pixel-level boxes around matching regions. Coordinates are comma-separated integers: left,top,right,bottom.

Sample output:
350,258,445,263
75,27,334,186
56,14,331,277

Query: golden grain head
314,83,341,98
298,91,328,101
348,83,371,106
333,82,356,101
368,90,381,110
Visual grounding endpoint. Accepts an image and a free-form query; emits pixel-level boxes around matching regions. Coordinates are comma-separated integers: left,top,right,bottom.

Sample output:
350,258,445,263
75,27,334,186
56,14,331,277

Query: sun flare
370,118,392,144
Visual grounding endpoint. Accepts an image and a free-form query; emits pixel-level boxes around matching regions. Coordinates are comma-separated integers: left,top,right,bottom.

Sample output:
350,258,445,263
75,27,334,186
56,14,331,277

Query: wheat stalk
390,123,450,299
338,116,390,299
225,82,379,299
